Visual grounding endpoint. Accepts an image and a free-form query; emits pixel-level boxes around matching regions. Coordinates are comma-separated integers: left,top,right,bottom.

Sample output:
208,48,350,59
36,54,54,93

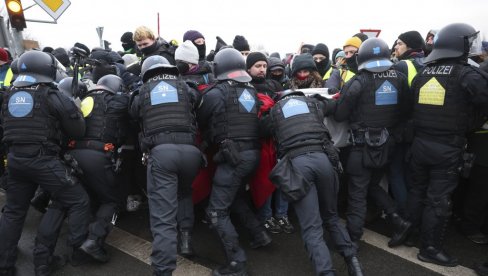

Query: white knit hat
175,40,199,64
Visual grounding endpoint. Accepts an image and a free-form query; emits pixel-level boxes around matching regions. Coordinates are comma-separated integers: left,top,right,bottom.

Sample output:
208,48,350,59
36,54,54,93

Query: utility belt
213,139,260,166
8,144,59,157
415,131,466,148
219,139,260,152
151,132,195,147
285,145,324,159
68,140,115,152
349,129,367,146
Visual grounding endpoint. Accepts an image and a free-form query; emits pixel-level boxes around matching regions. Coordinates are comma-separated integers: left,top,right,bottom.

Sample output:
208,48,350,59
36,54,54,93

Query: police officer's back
407,23,488,267
130,55,202,276
333,38,412,248
0,51,90,275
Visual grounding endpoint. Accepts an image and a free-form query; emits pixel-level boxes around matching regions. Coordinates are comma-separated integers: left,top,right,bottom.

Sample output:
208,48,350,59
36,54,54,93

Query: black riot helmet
94,74,124,94
13,51,57,87
140,55,178,82
357,38,393,73
274,89,305,101
424,23,479,64
213,48,251,82
10,58,19,75
57,77,88,98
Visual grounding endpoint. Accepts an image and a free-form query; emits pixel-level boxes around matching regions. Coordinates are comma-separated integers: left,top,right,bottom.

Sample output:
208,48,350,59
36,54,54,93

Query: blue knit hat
183,30,204,42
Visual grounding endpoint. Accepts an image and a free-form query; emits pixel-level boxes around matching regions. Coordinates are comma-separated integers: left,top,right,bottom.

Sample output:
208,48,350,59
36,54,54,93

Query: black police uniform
261,93,361,276
0,82,89,273
408,60,488,265
197,79,261,273
130,69,202,275
334,67,411,244
69,82,130,259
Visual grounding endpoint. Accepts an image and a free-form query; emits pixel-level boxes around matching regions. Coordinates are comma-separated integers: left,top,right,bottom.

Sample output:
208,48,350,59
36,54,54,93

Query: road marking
106,227,212,276
361,227,477,276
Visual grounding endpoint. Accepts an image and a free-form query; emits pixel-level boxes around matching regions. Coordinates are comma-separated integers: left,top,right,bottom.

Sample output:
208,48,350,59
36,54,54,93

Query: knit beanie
233,35,250,52
215,36,227,52
398,31,425,50
343,37,362,49
354,32,369,42
311,43,329,58
246,52,267,69
183,30,204,42
291,53,317,76
301,44,315,54
0,48,9,63
268,57,285,71
52,47,70,67
120,32,134,43
175,40,199,64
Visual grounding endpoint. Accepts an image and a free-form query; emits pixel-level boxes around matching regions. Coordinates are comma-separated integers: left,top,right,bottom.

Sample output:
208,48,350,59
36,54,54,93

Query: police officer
407,23,488,267
261,90,363,276
0,51,90,276
67,74,130,262
197,48,261,276
333,38,412,247
130,56,202,276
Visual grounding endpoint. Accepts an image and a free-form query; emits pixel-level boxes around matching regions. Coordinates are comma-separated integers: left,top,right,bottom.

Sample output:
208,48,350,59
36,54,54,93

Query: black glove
327,87,339,95
312,93,328,101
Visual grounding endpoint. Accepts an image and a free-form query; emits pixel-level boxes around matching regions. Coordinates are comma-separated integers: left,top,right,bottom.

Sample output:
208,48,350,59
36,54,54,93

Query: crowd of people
0,22,487,276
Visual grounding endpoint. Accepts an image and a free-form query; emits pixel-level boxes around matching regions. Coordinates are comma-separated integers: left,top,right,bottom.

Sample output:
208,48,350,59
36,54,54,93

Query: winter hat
354,33,369,42
0,48,9,63
183,30,204,42
175,40,199,64
42,46,54,53
215,36,227,52
233,35,250,52
52,47,70,67
120,32,134,43
343,37,362,49
311,43,329,58
122,54,139,67
398,31,425,50
291,53,317,76
300,44,314,54
335,50,345,60
268,57,285,71
246,52,268,69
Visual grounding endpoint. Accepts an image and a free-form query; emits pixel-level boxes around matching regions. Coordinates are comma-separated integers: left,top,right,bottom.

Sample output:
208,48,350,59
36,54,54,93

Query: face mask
176,61,190,74
296,74,308,81
195,44,206,60
271,74,282,82
140,42,158,55
122,42,135,51
346,55,358,74
314,60,327,76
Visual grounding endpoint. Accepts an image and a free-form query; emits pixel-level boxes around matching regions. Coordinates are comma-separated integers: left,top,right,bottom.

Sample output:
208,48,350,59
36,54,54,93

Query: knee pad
433,196,452,218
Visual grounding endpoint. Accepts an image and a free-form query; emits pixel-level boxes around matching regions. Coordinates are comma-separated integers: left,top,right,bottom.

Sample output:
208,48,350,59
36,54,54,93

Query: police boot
212,261,247,276
345,256,363,276
35,255,65,276
249,231,272,249
178,231,194,257
79,239,110,263
417,217,458,267
387,212,412,247
30,190,51,214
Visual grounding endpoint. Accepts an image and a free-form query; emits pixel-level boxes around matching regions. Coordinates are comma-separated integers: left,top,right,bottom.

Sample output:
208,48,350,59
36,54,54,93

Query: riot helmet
94,74,124,94
424,23,479,64
357,38,393,73
13,51,57,87
57,77,88,98
213,48,251,82
140,55,178,82
274,89,305,101
10,58,19,75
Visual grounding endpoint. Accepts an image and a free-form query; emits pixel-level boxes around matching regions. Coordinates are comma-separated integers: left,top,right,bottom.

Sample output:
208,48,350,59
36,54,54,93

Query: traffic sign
360,29,381,38
33,0,71,20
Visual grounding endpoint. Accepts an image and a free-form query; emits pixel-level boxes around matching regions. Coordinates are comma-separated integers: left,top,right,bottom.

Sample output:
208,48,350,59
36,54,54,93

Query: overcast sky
5,0,488,57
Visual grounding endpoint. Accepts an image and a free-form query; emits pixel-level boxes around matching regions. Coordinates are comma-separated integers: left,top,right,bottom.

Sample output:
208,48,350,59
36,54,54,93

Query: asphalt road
0,191,485,276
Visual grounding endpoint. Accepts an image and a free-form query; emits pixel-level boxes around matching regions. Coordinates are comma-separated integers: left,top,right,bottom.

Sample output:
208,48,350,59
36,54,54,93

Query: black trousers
206,149,260,264
345,146,397,241
407,137,462,248
0,152,90,269
462,164,488,234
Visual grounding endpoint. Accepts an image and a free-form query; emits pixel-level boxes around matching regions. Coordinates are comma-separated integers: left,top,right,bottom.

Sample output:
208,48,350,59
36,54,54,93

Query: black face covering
176,61,190,74
424,44,433,56
346,55,359,74
122,41,135,51
92,63,117,83
140,41,159,56
270,74,282,82
195,44,206,60
314,60,330,76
